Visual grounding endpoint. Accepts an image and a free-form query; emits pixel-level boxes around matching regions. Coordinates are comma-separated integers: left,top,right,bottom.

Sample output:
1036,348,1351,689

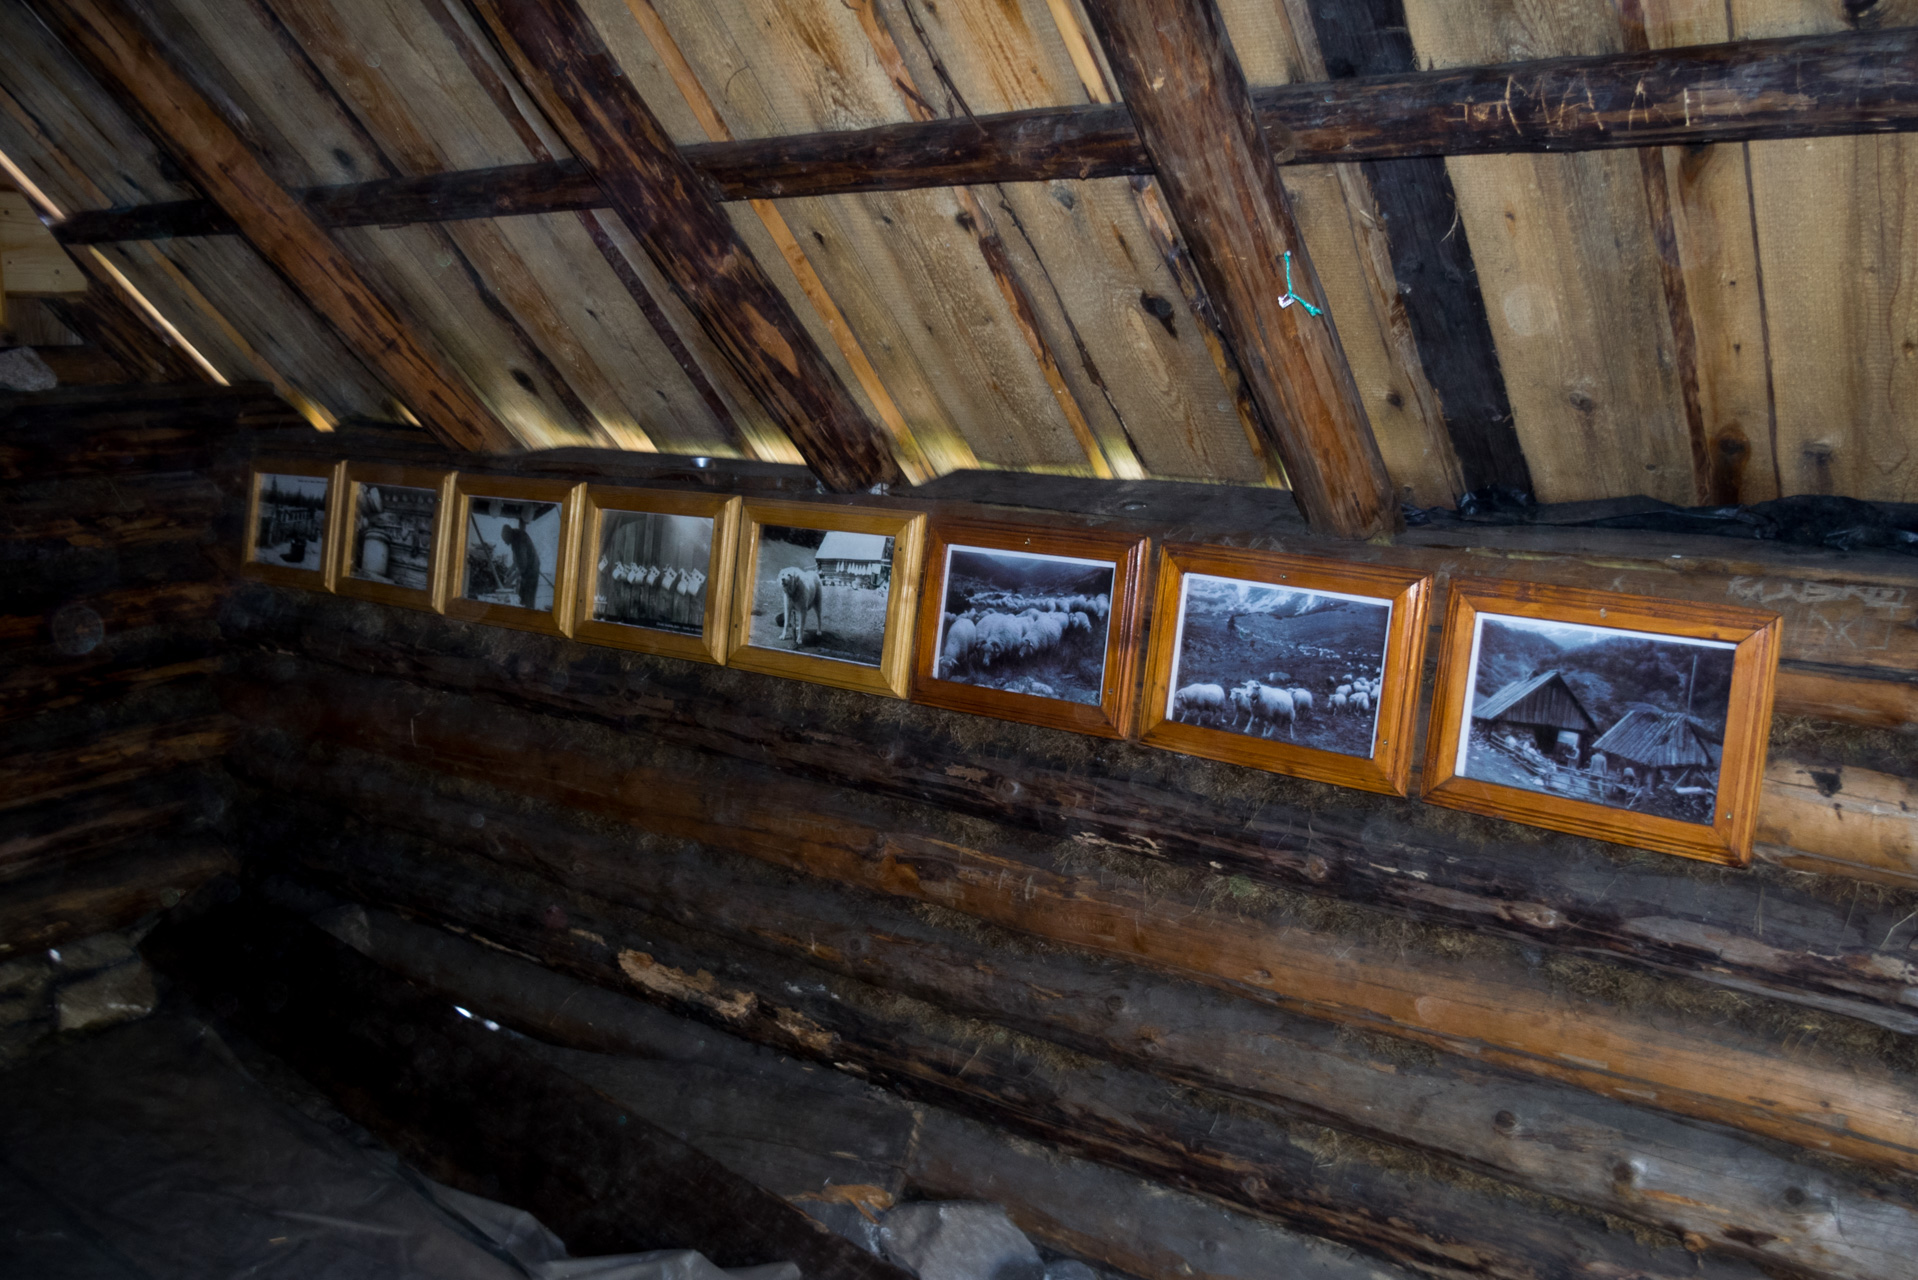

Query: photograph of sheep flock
251,473,328,571
1165,574,1391,758
933,546,1116,704
1456,614,1735,823
748,524,894,666
593,510,713,635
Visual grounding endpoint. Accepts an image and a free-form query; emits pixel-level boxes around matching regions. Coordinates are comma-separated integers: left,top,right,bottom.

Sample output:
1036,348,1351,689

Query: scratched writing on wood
1728,577,1913,659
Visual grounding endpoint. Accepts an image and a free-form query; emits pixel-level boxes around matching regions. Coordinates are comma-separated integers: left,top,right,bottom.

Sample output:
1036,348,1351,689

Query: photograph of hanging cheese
573,488,741,665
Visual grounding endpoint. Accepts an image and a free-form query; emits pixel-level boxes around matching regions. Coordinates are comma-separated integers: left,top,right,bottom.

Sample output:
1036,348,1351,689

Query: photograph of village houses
1456,613,1737,824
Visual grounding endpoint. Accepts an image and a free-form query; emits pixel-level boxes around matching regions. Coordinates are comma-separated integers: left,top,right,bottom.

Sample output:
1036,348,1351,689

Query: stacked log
0,385,265,956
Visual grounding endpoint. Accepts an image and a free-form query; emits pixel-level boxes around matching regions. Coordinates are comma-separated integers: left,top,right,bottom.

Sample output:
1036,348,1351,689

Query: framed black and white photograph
1424,579,1780,865
730,500,926,699
445,476,582,636
241,459,342,589
911,520,1147,737
1140,546,1431,795
573,488,741,665
334,464,453,612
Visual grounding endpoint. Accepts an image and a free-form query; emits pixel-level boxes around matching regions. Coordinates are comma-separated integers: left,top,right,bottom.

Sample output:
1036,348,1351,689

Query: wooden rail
52,28,1918,245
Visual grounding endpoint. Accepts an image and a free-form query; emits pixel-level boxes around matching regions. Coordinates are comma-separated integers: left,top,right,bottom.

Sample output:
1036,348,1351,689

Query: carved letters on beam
466,0,903,494
30,0,519,453
1076,0,1398,539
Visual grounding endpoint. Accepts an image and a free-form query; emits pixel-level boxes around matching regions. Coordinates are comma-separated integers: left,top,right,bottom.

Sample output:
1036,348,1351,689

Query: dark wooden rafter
464,0,903,492
1076,0,1395,538
1307,0,1531,497
28,0,519,453
52,27,1918,246
42,276,211,384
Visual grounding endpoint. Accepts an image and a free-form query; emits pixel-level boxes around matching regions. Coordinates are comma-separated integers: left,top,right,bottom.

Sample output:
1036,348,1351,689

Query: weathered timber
51,28,1918,241
0,768,222,884
239,840,1762,1280
467,0,902,492
1307,1,1528,496
30,0,519,453
0,841,233,957
39,279,209,384
218,658,1918,1174
256,778,1918,1280
1093,0,1397,534
140,900,913,1279
1761,757,1918,885
222,590,1918,1035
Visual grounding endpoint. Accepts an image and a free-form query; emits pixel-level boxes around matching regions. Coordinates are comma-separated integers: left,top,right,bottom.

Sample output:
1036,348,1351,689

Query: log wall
210,430,1918,1280
0,384,253,957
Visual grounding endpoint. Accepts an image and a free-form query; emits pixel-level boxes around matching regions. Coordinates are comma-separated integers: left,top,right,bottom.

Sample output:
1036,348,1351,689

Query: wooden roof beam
52,26,1918,245
1076,0,1395,538
464,0,902,493
29,0,519,453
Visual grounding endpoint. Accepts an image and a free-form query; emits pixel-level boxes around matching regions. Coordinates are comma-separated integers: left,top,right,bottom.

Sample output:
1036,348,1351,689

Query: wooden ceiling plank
1735,0,1918,505
29,0,516,451
1270,0,1509,501
50,25,1918,239
467,0,904,491
1404,1,1695,507
1218,0,1463,506
1076,0,1397,538
854,0,1127,481
615,0,1071,477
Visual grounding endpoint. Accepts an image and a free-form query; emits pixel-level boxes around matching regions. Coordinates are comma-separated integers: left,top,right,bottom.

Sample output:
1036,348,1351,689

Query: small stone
56,960,157,1033
0,958,48,998
881,1202,1044,1280
53,931,135,973
0,994,46,1028
0,347,58,392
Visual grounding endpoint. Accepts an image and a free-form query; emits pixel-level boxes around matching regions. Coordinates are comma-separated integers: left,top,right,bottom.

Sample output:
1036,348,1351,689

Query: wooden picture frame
333,462,456,613
911,518,1148,738
240,457,345,590
1139,544,1431,796
572,487,742,664
1421,577,1780,866
728,499,926,699
443,475,585,636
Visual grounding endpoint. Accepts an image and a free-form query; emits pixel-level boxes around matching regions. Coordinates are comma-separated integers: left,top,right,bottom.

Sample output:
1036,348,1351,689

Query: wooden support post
1077,0,1397,538
466,0,904,493
30,0,519,453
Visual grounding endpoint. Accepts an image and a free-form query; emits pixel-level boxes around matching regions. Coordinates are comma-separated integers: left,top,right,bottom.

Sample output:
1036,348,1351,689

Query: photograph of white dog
748,524,894,666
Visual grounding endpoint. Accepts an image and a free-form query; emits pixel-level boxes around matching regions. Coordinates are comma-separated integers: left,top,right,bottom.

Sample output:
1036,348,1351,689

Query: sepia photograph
460,493,563,613
350,482,440,590
748,524,895,667
251,472,328,572
1456,613,1736,824
592,510,714,635
932,545,1115,705
1164,573,1392,759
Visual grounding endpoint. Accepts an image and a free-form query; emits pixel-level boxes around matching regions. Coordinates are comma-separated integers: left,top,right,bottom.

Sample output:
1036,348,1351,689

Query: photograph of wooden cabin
6,1,1918,1279
1458,615,1736,823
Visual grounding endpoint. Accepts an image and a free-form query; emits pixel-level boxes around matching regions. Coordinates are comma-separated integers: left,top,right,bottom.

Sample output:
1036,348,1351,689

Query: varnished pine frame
240,457,345,590
573,487,742,664
1140,545,1431,796
729,500,926,699
443,475,585,636
333,463,456,613
1421,577,1780,866
911,518,1148,738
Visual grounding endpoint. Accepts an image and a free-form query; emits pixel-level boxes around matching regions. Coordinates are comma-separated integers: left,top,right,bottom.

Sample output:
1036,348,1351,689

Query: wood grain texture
1735,0,1918,503
219,658,1918,1176
469,0,904,491
1078,0,1397,538
28,0,517,452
